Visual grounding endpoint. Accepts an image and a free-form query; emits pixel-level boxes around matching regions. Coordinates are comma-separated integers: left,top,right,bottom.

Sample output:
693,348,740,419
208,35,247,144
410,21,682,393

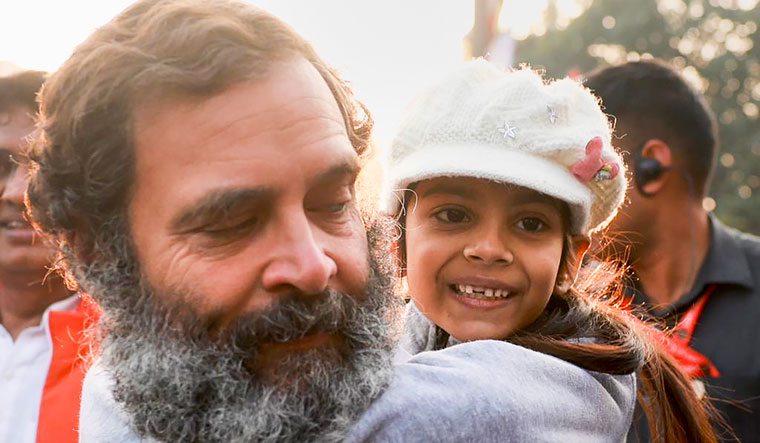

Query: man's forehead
133,57,348,157
133,57,343,133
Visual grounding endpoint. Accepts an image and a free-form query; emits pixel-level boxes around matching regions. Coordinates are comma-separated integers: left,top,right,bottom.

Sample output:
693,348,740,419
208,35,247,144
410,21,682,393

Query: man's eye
516,217,546,232
324,201,349,213
311,192,356,217
202,218,259,238
433,208,470,224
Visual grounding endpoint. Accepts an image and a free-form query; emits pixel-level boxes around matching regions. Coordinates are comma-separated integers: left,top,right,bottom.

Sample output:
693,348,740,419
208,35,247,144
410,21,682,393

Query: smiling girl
382,61,718,443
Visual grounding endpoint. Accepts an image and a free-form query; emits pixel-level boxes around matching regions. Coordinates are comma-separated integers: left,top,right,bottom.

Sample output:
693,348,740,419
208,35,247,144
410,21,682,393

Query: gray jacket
79,303,635,443
345,302,636,443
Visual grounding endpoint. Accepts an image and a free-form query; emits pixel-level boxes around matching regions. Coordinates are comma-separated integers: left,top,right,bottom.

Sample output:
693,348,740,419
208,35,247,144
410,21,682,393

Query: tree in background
514,0,760,234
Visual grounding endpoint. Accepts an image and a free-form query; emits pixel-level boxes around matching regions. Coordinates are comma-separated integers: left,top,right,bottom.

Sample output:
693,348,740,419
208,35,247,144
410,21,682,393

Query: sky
0,0,584,146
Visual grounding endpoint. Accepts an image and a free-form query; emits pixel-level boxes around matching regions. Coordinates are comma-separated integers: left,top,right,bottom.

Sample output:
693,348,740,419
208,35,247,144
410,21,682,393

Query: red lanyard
661,284,720,378
628,284,720,378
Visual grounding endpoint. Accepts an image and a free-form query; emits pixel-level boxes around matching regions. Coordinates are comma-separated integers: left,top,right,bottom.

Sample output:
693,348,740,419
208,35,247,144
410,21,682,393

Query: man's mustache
218,289,360,348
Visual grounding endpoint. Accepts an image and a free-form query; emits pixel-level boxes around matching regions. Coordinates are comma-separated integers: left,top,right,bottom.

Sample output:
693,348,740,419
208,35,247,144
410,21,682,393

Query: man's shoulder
347,340,636,443
715,218,760,257
732,228,760,259
704,217,760,293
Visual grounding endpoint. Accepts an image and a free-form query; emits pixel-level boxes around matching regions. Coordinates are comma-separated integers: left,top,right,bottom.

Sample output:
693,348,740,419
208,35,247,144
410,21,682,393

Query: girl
381,61,718,443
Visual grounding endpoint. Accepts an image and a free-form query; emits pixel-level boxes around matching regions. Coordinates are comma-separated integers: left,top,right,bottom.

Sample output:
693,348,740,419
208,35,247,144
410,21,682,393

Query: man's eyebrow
170,187,274,231
169,158,358,231
308,158,360,187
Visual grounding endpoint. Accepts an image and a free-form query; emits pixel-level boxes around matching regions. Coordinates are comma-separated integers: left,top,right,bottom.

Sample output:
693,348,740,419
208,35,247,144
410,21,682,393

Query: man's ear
555,236,590,294
638,139,673,195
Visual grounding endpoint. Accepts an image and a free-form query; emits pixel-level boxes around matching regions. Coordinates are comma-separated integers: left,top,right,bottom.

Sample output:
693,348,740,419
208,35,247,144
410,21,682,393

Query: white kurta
0,295,79,443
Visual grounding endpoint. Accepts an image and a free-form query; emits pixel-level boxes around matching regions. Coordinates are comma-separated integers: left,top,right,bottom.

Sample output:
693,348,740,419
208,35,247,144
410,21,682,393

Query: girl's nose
462,225,514,266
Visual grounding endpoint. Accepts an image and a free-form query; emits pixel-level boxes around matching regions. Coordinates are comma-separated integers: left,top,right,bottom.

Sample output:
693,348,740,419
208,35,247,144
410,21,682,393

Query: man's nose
463,222,514,266
261,211,338,295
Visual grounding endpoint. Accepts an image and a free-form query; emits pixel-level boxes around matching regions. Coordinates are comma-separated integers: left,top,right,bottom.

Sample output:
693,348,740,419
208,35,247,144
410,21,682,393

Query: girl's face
404,176,572,342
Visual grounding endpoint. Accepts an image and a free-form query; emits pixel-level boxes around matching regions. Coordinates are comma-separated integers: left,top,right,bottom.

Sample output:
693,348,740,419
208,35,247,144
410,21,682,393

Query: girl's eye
516,217,546,232
433,208,470,224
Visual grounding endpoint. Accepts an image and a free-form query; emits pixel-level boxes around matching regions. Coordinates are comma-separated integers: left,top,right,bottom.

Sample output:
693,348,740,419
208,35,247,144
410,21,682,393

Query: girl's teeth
454,284,509,299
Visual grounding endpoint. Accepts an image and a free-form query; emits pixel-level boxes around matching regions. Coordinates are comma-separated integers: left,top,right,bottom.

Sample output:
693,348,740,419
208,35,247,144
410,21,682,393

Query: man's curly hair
26,0,373,290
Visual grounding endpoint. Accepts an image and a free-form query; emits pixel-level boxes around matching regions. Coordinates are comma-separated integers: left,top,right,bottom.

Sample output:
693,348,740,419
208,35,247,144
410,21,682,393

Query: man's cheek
331,235,371,299
163,255,274,321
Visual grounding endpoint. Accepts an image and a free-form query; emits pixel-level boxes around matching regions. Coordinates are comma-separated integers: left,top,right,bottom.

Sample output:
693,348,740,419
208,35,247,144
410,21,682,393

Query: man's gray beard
69,217,402,443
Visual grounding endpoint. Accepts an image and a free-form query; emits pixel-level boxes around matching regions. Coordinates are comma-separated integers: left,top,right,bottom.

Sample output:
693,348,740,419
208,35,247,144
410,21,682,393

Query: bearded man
26,1,401,441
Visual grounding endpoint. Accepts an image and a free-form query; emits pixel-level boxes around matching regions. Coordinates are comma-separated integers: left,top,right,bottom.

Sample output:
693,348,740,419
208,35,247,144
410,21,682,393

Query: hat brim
381,143,592,235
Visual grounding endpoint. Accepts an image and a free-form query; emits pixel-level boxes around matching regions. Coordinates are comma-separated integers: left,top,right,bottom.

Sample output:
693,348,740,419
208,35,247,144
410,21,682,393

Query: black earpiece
633,143,668,197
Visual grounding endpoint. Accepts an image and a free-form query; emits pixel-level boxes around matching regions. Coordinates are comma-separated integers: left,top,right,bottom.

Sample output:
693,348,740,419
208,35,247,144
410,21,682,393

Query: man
28,1,404,441
28,1,637,442
0,70,93,443
586,60,760,443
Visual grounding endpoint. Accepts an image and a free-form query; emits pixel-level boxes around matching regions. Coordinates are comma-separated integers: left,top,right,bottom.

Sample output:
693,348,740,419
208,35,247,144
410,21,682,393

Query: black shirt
627,215,760,443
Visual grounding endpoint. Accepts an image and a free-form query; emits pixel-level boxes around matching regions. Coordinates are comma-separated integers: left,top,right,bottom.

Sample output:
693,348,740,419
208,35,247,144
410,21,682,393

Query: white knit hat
380,60,627,235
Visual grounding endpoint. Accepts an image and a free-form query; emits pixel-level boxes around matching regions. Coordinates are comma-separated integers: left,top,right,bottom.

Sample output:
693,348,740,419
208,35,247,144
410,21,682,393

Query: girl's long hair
509,247,721,443
440,238,722,443
397,195,723,443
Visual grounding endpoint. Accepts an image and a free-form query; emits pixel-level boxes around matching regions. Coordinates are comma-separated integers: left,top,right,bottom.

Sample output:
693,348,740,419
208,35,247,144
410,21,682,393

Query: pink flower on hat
571,136,620,183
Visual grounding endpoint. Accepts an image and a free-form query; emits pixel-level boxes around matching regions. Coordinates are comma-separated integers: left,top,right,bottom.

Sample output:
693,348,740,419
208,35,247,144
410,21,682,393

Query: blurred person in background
0,70,92,443
586,59,760,443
